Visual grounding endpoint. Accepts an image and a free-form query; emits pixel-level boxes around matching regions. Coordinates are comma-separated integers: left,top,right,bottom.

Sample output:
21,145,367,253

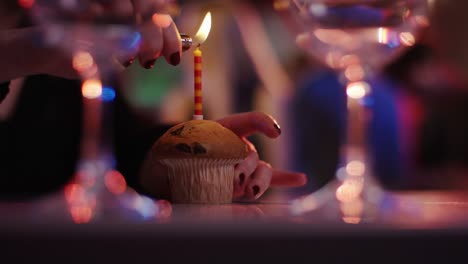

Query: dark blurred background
2,0,468,200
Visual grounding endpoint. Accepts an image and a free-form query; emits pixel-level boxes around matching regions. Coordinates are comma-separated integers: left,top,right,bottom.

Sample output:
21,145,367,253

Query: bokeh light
64,183,84,204
340,199,364,224
72,51,94,73
70,206,93,224
156,200,173,220
336,179,364,203
346,160,366,177
81,79,102,99
346,81,370,99
399,32,416,47
378,27,389,44
64,182,97,224
101,86,116,102
104,170,127,195
344,64,365,82
17,0,34,9
152,14,172,28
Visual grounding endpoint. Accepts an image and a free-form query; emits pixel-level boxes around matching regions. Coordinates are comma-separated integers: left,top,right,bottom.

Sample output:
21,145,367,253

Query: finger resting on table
244,161,273,201
270,170,308,187
233,151,259,197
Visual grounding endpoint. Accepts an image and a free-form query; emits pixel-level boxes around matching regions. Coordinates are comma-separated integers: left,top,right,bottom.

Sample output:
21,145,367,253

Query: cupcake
140,120,249,204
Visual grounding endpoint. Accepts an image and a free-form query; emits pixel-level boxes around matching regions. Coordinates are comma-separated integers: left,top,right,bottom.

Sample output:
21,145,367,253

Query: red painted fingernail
252,185,260,196
123,59,134,67
170,52,180,66
239,173,245,186
144,59,157,69
274,123,281,135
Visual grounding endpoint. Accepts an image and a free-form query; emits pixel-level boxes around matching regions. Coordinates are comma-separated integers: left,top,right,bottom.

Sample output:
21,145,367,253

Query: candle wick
197,43,201,48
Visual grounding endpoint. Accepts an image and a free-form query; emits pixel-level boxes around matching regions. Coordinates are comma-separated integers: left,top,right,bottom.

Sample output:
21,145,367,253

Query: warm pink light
340,54,360,67
340,199,364,224
82,79,102,99
336,179,364,203
152,14,172,28
72,51,95,73
73,171,96,188
346,160,366,177
104,170,127,195
156,200,173,220
344,64,365,82
70,206,93,224
346,82,369,99
414,15,430,27
400,32,416,47
64,183,84,203
18,0,34,9
64,182,96,224
342,216,362,224
314,29,353,47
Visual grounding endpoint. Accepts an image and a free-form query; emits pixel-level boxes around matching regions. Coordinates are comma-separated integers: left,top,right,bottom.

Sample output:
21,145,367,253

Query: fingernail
144,59,157,69
170,52,180,66
252,185,260,196
274,123,282,135
123,59,135,67
239,173,245,186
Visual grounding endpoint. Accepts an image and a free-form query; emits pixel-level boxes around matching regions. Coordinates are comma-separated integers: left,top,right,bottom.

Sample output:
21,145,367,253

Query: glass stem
337,79,376,197
74,55,117,200
343,81,372,169
97,71,117,172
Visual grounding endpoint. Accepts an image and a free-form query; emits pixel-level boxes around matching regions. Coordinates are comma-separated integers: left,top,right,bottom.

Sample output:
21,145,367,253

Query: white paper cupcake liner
159,158,242,204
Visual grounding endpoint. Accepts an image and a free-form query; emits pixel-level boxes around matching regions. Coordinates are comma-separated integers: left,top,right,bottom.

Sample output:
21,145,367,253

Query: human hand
0,0,182,82
139,112,307,202
129,0,182,68
45,0,182,69
216,111,307,201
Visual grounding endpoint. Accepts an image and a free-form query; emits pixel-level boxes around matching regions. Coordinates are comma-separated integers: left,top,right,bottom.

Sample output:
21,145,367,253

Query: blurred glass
430,0,468,85
23,0,159,222
277,0,430,221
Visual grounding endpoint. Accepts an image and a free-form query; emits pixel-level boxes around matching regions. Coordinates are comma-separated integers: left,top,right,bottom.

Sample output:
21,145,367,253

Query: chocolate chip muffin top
151,120,249,160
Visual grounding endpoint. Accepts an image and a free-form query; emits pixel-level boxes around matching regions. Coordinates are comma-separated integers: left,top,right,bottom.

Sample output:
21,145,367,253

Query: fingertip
273,122,282,137
143,58,157,69
166,51,181,66
265,122,281,139
290,173,308,187
152,13,173,28
160,18,182,66
298,173,308,186
252,111,282,138
270,171,308,187
252,185,260,197
244,185,262,201
239,173,246,186
138,20,163,69
122,58,135,68
139,52,161,69
233,171,245,189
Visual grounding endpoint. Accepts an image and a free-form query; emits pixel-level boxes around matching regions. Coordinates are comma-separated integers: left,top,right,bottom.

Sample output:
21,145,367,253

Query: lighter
181,34,193,51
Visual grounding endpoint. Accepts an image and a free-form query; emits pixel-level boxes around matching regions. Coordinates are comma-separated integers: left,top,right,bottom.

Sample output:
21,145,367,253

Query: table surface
2,188,468,263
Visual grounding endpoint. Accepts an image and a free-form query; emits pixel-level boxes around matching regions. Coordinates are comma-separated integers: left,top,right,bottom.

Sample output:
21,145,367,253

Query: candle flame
194,12,212,45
